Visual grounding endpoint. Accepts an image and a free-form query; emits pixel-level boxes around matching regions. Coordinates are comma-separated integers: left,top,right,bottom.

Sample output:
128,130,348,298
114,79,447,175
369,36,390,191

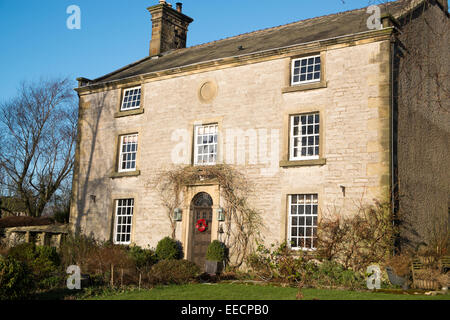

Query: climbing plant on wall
154,164,263,268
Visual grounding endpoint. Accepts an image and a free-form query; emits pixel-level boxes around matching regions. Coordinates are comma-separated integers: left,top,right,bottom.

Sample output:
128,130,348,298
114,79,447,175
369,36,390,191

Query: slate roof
89,0,413,85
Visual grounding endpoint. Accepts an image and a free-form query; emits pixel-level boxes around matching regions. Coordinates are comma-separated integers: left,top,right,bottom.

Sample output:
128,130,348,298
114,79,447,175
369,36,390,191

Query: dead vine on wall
154,164,263,268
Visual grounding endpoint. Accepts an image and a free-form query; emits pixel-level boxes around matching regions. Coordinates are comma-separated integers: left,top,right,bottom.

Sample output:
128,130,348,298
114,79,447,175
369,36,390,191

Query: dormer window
121,86,141,111
291,55,321,85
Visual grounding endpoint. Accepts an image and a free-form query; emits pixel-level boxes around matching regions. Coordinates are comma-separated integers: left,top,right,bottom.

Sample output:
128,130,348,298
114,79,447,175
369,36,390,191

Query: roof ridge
181,0,401,51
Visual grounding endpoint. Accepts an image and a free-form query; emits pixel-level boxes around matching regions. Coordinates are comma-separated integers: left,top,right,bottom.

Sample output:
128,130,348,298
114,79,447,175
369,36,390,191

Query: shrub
59,233,98,270
7,243,61,290
0,256,34,300
206,240,226,262
128,246,158,271
149,259,200,285
247,242,365,289
7,242,36,264
155,237,182,260
385,253,412,277
314,260,364,289
59,234,140,287
316,200,397,273
247,242,311,283
0,244,8,257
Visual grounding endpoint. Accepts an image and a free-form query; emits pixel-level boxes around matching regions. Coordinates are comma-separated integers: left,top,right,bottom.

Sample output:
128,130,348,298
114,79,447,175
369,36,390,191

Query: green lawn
86,283,450,300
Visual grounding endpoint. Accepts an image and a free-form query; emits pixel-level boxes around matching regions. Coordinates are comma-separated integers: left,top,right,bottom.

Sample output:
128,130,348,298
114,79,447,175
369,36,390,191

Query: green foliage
247,242,365,289
7,243,61,290
206,240,226,262
128,246,158,270
155,237,182,260
7,242,36,263
149,259,200,285
312,260,364,289
0,256,34,300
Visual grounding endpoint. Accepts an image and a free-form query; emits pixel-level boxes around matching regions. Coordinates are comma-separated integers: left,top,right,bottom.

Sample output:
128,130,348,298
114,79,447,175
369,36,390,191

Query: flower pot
205,260,223,275
414,279,439,290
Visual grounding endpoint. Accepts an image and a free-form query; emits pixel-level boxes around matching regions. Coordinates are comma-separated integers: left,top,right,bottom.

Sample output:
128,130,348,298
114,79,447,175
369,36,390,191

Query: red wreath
196,219,208,232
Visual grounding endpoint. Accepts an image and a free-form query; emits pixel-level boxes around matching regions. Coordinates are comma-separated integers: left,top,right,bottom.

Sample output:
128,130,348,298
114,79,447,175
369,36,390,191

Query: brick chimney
147,1,194,56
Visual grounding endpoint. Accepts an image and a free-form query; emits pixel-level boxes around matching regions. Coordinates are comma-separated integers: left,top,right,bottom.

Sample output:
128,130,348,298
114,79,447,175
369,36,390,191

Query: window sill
114,108,144,118
282,81,327,93
280,158,326,167
110,170,141,179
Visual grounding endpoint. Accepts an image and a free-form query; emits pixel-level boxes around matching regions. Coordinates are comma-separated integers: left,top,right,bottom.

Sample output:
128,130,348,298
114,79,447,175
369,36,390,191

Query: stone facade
71,39,392,253
70,1,449,261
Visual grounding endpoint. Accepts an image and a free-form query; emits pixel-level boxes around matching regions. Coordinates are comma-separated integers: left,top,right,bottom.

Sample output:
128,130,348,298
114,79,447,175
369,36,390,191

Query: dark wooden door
191,206,212,270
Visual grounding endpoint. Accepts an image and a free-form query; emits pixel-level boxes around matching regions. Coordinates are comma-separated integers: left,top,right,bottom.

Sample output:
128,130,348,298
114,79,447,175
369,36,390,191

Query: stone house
70,0,449,267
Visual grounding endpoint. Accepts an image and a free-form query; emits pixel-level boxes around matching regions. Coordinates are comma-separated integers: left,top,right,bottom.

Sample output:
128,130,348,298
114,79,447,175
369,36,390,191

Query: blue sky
0,0,384,101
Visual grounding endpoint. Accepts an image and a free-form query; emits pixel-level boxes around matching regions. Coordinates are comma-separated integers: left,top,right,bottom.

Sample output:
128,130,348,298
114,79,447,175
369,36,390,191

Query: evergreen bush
7,243,62,290
149,259,200,284
128,246,158,270
206,240,226,262
155,237,182,260
0,256,34,300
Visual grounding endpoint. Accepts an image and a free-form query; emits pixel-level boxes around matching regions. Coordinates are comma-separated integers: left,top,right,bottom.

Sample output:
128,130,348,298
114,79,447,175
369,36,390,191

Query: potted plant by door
205,240,226,275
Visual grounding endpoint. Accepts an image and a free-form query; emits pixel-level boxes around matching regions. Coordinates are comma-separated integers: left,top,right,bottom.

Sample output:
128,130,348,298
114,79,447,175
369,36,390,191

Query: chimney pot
159,0,166,4
176,2,182,12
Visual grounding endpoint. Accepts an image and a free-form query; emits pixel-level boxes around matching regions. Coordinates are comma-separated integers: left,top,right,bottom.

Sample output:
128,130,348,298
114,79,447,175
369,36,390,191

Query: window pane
289,194,318,250
291,113,320,160
194,124,218,165
114,199,134,244
121,87,141,111
119,134,138,172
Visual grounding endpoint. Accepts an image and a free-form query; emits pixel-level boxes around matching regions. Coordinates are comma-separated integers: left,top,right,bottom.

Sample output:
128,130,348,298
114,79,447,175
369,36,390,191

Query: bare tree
0,78,78,217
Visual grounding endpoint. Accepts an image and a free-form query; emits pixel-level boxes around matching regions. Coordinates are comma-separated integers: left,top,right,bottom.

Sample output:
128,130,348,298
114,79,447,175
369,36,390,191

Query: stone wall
70,39,392,254
1,225,69,249
395,2,450,249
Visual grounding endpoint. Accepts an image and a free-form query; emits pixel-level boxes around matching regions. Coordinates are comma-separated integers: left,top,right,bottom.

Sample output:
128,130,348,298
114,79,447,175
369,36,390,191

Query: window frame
113,199,134,245
289,113,320,161
290,54,322,86
287,194,318,251
193,123,219,166
120,86,142,112
118,134,139,173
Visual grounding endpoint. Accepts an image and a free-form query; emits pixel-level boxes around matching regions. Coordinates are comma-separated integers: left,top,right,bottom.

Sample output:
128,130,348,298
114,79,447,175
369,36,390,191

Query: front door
191,192,213,270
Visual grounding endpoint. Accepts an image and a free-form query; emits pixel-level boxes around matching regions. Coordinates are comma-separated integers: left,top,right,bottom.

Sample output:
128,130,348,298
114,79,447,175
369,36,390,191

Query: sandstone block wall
70,40,392,251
